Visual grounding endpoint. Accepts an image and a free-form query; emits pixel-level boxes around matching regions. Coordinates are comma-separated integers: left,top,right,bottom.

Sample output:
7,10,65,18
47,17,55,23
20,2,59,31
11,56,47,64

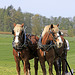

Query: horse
38,30,67,75
12,23,39,75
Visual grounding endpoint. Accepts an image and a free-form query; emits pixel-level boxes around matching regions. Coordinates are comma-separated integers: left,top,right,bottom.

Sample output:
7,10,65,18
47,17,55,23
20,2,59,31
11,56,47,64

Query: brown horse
12,23,39,75
38,31,67,75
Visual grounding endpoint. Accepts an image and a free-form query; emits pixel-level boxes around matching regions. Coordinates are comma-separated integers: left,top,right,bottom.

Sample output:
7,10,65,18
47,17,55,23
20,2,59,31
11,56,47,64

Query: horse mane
14,24,24,31
26,33,39,45
26,34,39,40
41,24,59,38
41,25,51,38
42,32,53,45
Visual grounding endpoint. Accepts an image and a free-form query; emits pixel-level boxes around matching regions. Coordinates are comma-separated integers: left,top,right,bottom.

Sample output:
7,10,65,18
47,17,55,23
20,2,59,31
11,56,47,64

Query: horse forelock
14,24,24,32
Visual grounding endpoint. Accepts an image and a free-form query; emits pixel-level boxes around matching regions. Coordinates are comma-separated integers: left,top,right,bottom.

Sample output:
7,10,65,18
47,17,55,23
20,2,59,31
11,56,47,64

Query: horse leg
40,60,46,75
49,62,53,75
24,61,31,75
61,59,65,75
14,56,20,75
24,61,27,75
27,62,31,75
34,57,38,75
54,61,60,75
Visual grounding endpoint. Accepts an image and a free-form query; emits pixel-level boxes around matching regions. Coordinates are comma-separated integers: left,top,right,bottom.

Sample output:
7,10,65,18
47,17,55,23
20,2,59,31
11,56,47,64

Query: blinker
12,29,14,34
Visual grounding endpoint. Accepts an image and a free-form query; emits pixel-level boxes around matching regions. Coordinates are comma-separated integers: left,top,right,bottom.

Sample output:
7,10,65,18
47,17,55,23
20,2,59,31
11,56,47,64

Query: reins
53,40,73,75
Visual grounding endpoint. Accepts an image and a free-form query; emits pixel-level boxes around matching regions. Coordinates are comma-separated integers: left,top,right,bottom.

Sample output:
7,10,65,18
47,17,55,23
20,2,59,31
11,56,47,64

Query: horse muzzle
56,42,63,48
12,41,23,50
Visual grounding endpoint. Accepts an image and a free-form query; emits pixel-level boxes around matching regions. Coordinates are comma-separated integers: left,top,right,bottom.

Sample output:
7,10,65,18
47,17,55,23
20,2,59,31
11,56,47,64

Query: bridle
12,27,28,51
48,31,57,44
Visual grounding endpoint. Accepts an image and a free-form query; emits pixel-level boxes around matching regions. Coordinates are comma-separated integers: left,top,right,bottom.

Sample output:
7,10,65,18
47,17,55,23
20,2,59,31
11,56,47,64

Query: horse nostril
59,43,61,46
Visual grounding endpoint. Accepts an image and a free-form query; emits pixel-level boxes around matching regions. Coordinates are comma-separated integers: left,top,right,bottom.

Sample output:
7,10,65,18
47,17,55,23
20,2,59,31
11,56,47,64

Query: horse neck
42,32,53,45
30,35,39,44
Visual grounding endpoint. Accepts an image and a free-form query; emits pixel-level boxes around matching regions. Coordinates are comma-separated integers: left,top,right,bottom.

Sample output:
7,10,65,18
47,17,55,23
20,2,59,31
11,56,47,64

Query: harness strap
53,46,73,75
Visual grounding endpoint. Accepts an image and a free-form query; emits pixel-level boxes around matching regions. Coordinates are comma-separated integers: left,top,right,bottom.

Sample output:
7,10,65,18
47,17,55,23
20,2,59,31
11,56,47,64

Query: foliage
68,26,74,37
31,14,42,35
0,5,75,36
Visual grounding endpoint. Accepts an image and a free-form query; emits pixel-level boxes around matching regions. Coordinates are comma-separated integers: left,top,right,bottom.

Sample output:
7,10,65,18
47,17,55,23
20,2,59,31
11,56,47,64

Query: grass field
0,34,75,75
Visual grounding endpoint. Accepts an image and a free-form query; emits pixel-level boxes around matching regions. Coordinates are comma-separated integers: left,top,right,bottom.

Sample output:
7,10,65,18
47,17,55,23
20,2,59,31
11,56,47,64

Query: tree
68,26,74,37
17,7,22,12
0,5,75,37
12,11,24,24
23,13,33,33
31,14,42,35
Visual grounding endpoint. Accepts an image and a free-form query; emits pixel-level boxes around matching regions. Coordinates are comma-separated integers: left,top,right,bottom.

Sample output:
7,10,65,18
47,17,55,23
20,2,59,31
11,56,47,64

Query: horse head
38,24,63,50
12,23,25,50
50,24,59,33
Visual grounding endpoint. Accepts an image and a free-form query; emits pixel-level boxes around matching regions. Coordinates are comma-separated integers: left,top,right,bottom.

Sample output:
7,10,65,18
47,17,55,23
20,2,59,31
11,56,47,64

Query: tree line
0,5,75,36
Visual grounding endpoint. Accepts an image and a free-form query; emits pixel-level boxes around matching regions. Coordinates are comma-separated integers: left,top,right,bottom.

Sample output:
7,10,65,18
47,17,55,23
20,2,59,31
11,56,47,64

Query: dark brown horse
38,31,67,75
12,23,39,75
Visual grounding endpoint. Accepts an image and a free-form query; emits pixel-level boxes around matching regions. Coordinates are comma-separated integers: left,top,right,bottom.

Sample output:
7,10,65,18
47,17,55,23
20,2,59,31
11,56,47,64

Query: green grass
64,37,75,71
0,34,75,75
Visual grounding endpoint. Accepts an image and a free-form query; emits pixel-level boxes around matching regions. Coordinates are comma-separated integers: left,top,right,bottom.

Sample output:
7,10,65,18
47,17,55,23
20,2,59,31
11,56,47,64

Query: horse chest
13,48,30,60
20,50,30,58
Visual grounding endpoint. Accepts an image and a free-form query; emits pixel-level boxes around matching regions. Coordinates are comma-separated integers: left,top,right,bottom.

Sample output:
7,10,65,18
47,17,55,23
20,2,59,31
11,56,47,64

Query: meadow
0,34,75,75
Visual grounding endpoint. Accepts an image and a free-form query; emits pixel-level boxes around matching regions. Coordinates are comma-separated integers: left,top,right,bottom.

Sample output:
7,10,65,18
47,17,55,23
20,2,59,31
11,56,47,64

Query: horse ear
21,23,24,27
14,23,16,27
57,24,59,27
51,24,53,29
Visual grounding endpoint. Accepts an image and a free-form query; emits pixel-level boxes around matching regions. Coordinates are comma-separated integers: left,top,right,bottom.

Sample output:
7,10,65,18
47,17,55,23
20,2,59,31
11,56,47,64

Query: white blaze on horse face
14,31,20,44
56,33,63,48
